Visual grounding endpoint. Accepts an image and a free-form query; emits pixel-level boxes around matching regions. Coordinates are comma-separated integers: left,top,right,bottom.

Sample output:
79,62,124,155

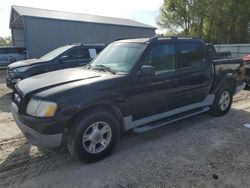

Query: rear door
175,41,213,106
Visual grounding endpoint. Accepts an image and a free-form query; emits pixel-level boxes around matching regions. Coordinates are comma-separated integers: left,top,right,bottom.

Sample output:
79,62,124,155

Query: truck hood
8,59,48,69
16,68,102,95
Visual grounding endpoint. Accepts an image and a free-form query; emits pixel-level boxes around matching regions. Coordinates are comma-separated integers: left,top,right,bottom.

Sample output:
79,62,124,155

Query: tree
157,0,195,35
0,36,12,46
157,0,250,44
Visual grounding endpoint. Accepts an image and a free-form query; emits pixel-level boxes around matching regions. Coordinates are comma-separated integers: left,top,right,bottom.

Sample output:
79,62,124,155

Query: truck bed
211,58,245,93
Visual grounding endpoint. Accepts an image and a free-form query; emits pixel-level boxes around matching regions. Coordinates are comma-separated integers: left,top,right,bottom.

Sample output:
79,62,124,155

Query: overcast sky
0,0,163,37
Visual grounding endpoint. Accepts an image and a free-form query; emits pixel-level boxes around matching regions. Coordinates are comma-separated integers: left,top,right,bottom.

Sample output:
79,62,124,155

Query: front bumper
12,103,63,148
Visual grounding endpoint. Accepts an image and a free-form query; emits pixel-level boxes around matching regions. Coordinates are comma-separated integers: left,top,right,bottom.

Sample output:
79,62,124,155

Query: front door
130,42,181,120
59,47,92,69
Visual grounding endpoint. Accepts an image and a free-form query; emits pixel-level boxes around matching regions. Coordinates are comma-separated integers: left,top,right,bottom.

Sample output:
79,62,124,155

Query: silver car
0,47,27,68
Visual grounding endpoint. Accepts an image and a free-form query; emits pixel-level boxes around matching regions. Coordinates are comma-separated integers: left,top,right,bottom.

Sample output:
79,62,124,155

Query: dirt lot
0,70,250,188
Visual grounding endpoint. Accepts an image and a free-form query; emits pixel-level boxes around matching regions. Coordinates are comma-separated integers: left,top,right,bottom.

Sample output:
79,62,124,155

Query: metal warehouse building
10,6,156,58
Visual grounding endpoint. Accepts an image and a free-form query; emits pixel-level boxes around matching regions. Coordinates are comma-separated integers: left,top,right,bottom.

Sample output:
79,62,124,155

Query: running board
133,107,210,133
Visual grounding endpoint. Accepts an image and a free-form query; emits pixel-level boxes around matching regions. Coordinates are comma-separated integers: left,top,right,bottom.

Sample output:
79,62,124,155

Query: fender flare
211,77,236,94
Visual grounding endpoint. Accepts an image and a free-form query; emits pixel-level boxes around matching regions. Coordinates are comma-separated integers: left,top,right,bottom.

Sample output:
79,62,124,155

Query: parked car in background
206,43,231,60
11,36,245,163
6,43,105,89
0,47,27,68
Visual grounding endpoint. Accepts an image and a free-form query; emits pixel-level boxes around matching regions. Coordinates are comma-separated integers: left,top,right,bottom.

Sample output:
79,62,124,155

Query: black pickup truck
11,36,245,163
6,43,105,89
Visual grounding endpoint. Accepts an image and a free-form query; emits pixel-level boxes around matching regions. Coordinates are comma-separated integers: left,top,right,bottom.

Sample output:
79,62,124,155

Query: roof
11,5,156,29
116,38,150,43
116,36,202,43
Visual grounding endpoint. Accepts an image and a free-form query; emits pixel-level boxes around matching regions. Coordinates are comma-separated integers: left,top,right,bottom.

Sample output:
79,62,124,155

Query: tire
209,84,233,116
67,109,119,163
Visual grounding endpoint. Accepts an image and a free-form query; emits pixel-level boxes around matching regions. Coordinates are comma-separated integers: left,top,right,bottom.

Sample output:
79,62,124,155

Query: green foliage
0,36,12,46
157,0,250,44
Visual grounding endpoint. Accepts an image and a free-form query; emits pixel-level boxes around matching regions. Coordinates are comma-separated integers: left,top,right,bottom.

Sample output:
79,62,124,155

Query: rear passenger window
88,49,97,58
0,48,25,54
179,42,206,70
0,49,5,54
8,48,18,54
79,48,90,59
145,44,175,75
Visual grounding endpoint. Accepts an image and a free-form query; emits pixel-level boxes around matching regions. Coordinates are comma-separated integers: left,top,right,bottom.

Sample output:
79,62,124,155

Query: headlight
26,98,58,117
14,67,29,73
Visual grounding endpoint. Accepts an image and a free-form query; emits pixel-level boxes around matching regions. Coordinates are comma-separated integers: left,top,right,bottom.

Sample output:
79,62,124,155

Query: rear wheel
67,110,119,163
209,85,233,116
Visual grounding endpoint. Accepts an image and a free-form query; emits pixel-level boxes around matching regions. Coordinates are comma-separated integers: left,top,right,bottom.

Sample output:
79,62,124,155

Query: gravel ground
0,69,250,188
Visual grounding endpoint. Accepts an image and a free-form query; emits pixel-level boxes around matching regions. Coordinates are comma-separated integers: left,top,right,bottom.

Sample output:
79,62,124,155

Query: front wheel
67,110,119,163
209,85,233,116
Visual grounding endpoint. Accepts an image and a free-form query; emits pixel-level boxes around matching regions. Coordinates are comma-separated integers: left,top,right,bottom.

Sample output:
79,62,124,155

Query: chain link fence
214,44,250,58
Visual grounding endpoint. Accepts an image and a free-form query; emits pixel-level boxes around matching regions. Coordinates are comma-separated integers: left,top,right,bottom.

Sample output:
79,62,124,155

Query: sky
0,0,164,37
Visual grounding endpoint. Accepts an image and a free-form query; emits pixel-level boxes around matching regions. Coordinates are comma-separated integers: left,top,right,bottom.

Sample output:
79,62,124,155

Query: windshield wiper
92,65,116,74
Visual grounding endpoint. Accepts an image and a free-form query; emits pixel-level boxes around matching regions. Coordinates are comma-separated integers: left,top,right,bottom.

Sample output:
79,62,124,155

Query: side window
64,48,80,60
0,48,9,54
8,48,18,54
179,42,206,70
145,44,176,75
64,48,90,60
0,49,5,54
5,49,12,54
21,49,27,54
88,48,97,58
79,48,90,59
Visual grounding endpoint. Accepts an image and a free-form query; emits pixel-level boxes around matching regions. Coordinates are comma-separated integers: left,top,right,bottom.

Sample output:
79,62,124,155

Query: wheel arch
65,102,125,133
211,77,237,95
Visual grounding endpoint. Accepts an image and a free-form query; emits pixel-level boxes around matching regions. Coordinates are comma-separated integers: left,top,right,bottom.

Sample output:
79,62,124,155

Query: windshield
90,42,146,73
40,45,74,61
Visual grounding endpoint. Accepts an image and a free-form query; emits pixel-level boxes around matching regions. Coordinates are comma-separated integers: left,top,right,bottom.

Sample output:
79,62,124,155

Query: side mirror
60,55,69,63
138,65,155,77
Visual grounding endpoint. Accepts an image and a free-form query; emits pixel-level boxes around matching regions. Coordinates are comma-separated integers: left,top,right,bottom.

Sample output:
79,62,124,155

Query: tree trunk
208,19,213,42
199,15,204,38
